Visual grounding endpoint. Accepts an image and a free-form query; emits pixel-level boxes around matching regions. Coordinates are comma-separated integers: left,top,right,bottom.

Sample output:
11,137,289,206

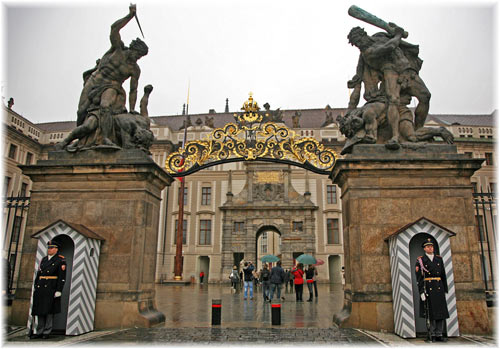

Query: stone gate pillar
11,149,173,329
330,144,490,334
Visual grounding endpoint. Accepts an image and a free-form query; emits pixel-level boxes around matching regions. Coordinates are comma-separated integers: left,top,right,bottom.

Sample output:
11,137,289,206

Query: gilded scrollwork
165,94,337,176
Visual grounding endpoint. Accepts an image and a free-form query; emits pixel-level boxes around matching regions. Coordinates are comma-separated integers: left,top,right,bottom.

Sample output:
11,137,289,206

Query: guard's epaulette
59,255,65,259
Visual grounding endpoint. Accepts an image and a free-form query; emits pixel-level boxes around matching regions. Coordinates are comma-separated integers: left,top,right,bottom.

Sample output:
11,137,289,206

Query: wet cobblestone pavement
5,283,497,346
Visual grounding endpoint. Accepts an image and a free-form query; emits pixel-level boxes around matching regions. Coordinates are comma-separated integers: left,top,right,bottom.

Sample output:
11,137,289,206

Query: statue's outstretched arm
129,65,141,113
110,4,136,49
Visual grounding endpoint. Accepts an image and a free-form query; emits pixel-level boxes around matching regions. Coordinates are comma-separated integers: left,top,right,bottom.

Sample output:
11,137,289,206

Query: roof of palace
12,107,496,132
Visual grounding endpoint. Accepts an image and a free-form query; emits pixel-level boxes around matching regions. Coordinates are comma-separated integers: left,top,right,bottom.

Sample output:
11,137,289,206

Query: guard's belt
424,277,441,281
39,276,58,280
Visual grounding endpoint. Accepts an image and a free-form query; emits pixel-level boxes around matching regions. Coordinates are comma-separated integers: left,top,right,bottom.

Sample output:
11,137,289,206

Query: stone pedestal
11,150,173,329
330,144,490,334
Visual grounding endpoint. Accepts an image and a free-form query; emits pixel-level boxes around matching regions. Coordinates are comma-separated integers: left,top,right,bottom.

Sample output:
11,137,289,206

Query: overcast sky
2,0,497,124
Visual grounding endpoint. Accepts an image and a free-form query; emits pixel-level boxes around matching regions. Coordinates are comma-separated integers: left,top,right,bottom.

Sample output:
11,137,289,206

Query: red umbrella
313,258,324,267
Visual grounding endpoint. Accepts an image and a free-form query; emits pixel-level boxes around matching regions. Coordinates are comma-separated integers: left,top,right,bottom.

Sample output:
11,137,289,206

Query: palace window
293,221,303,232
8,144,17,160
327,218,340,244
25,152,33,165
201,187,211,205
485,152,494,166
4,177,11,196
261,232,268,253
327,185,337,204
20,183,28,197
234,222,244,232
199,219,212,245
174,219,187,244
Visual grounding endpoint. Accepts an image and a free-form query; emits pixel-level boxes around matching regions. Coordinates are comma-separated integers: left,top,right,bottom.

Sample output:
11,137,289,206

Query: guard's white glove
420,293,426,301
54,291,62,298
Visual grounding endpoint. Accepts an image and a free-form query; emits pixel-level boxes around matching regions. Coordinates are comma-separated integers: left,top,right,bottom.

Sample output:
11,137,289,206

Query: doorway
328,255,342,283
51,234,75,333
409,233,440,335
198,256,210,284
233,253,244,270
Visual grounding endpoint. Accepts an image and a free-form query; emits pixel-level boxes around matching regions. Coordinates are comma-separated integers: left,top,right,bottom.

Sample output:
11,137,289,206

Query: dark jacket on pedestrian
243,264,255,282
31,254,66,316
270,265,285,284
260,267,270,283
283,270,290,283
415,254,449,320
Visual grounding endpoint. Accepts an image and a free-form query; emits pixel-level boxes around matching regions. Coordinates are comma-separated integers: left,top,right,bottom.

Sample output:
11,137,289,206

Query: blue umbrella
260,255,280,263
296,254,317,265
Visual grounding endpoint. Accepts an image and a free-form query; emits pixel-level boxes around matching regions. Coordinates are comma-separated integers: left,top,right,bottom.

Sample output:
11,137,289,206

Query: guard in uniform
415,238,449,342
30,240,66,339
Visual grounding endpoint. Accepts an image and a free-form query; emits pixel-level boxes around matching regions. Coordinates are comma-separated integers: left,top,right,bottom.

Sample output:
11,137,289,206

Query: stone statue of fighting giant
338,5,453,154
57,4,154,153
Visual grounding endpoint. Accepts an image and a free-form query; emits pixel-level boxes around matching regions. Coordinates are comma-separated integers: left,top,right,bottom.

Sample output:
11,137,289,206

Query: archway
255,226,281,270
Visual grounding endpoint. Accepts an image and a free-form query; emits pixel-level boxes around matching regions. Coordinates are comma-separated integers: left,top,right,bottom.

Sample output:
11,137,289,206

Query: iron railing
473,187,496,306
3,194,30,299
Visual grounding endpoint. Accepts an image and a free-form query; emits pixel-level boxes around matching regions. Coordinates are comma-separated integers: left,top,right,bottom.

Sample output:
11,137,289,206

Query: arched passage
255,225,281,270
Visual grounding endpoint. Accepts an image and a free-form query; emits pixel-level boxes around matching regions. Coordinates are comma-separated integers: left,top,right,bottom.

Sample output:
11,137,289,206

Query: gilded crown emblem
237,92,262,123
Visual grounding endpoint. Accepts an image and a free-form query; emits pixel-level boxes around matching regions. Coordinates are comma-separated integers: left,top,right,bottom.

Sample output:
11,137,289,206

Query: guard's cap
47,240,59,249
422,238,434,248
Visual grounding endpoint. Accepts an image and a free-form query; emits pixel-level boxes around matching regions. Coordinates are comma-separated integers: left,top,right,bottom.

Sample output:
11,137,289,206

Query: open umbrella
313,258,325,266
296,254,317,265
260,254,280,263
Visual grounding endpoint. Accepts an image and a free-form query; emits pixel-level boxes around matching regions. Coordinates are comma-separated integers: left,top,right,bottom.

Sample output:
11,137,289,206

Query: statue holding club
339,5,452,154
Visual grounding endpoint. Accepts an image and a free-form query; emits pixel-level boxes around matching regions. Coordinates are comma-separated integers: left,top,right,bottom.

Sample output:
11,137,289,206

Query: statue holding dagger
58,4,150,151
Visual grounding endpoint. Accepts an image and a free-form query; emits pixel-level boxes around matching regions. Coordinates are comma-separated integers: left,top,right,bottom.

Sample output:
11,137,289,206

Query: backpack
230,270,239,281
261,269,270,281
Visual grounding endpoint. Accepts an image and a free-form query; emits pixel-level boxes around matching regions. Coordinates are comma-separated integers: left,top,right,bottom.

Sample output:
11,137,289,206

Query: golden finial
242,92,260,113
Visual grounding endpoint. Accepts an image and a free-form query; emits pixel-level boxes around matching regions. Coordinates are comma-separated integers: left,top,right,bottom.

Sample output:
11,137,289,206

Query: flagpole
174,83,190,281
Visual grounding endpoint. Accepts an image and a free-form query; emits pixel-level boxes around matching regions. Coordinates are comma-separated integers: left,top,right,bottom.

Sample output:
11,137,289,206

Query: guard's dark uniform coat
32,254,66,316
415,254,449,320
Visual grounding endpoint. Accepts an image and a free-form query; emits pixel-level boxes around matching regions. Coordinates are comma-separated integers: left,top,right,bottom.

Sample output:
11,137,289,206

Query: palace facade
3,102,496,289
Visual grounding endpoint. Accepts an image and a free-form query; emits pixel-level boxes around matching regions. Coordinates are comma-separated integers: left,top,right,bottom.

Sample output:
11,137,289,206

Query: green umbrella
296,254,317,265
260,255,280,263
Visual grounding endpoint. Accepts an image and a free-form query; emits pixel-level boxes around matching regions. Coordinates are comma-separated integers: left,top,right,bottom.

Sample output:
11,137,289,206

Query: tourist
269,261,285,301
260,264,271,301
242,261,255,300
229,266,239,292
305,265,317,302
291,263,304,302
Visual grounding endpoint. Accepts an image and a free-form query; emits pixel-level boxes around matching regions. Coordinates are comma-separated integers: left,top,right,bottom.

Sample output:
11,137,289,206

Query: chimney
182,104,186,115
225,98,229,113
209,109,216,114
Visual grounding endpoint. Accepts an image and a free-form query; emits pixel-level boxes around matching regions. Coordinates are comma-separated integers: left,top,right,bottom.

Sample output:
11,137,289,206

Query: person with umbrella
305,265,318,302
291,263,305,302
